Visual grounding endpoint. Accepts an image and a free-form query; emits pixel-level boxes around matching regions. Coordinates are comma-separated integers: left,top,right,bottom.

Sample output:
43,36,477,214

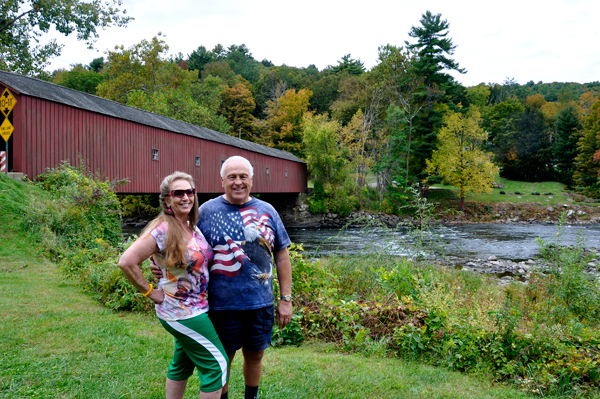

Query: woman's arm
118,233,164,304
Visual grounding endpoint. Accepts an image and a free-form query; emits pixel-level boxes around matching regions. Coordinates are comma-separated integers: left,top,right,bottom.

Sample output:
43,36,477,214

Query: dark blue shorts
208,305,275,352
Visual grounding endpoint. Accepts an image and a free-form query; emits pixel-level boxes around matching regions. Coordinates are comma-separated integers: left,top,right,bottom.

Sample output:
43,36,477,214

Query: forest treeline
46,11,600,214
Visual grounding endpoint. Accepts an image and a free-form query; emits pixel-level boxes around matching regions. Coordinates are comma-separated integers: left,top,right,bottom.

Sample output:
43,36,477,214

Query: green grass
0,260,543,399
430,177,578,205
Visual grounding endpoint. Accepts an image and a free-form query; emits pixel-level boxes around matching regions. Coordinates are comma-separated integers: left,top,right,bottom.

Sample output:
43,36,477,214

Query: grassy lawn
429,177,594,206
0,259,543,399
0,174,541,398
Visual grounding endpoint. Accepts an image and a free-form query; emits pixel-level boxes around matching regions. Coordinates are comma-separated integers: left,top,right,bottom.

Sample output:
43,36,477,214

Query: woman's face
167,179,195,217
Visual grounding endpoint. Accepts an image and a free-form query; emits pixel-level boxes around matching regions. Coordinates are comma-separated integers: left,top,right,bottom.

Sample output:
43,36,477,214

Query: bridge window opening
152,148,159,161
266,167,269,175
195,156,200,166
285,170,288,177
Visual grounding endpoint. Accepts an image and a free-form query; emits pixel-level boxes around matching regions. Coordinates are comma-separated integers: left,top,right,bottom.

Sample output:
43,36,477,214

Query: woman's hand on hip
148,287,165,305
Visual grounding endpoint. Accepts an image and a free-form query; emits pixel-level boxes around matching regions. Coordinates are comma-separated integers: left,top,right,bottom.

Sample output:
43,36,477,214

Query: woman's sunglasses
168,188,196,198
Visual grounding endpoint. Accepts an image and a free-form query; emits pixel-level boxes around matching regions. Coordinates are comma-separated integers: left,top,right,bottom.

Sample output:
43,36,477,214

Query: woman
118,171,227,399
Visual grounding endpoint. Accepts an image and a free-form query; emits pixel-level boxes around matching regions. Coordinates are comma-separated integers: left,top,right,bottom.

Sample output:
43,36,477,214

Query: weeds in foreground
534,212,600,324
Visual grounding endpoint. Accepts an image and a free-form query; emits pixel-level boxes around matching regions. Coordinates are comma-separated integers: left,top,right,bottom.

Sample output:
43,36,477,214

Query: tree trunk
460,196,465,212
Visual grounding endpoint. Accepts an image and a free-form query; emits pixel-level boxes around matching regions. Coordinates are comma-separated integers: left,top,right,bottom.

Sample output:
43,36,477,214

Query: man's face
221,159,253,205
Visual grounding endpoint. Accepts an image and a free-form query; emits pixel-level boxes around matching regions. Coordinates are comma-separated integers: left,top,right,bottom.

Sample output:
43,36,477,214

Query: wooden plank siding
3,84,306,194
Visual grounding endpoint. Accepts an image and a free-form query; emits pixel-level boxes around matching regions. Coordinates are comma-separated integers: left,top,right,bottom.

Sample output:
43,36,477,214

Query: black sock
244,385,259,399
220,391,228,399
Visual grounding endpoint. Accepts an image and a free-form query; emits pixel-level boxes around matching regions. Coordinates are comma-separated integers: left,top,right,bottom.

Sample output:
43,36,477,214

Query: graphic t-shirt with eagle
198,196,291,311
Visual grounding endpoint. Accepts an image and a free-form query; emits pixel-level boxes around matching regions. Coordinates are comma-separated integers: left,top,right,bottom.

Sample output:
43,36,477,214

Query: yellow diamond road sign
1,88,17,117
0,118,13,142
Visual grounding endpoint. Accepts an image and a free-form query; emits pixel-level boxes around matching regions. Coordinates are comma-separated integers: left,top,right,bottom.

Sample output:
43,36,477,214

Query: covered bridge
0,70,307,196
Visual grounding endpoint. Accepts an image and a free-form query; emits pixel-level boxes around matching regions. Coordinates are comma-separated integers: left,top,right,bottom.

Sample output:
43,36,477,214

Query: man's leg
241,347,264,386
242,348,265,399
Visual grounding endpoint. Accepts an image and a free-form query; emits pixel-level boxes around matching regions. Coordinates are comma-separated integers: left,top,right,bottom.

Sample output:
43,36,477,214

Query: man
152,155,293,399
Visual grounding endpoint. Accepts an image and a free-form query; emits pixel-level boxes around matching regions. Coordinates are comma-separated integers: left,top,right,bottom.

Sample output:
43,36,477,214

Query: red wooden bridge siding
3,82,306,194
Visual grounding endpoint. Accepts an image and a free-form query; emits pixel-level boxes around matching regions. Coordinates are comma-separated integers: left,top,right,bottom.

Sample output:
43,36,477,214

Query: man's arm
274,247,293,329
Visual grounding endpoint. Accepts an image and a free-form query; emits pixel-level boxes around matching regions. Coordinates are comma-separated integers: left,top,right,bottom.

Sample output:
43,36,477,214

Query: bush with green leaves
26,160,126,250
306,180,358,216
119,194,161,219
533,212,600,324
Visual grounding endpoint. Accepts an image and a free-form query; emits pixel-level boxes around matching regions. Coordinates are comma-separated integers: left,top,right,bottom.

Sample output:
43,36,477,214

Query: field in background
429,177,594,206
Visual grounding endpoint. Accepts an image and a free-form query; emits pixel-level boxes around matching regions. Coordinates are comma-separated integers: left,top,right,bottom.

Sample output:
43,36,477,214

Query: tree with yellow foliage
260,88,312,157
426,108,498,211
220,81,256,140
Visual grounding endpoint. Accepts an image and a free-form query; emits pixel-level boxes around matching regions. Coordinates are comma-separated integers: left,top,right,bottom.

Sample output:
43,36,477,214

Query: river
122,223,600,262
287,223,600,261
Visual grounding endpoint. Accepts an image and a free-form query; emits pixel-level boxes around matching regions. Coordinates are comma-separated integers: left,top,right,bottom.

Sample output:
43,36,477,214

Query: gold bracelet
142,284,153,297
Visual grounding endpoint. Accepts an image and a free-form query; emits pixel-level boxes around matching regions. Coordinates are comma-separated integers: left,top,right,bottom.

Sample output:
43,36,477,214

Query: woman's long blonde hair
143,171,200,268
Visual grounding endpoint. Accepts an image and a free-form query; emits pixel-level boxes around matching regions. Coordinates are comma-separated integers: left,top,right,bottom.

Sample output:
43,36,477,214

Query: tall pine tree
404,11,468,182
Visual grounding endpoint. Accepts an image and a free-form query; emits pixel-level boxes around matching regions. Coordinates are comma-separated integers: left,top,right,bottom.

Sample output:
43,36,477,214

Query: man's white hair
220,156,254,178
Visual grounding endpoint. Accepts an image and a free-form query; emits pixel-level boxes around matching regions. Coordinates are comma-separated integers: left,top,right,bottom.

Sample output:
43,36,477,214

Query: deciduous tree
573,100,600,197
52,63,104,94
302,113,348,185
426,108,498,211
96,35,194,104
220,82,257,140
261,88,312,157
96,36,229,133
0,0,131,75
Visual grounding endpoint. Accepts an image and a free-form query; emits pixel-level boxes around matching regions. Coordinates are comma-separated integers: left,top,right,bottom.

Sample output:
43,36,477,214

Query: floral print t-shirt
150,222,213,321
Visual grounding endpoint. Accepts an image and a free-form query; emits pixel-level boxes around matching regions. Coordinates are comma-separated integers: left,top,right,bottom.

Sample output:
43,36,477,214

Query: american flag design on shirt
208,206,275,279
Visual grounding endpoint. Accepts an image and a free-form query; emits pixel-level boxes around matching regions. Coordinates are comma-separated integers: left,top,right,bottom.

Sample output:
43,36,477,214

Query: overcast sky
47,0,600,87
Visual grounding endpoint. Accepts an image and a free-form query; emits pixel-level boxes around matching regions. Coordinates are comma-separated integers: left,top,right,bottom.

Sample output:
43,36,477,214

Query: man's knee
242,348,265,364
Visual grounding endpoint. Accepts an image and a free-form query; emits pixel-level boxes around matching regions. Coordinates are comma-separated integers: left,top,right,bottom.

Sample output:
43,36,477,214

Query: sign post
0,88,17,175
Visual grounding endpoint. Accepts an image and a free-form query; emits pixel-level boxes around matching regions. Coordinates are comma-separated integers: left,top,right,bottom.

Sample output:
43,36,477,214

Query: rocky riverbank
286,201,600,228
439,247,600,285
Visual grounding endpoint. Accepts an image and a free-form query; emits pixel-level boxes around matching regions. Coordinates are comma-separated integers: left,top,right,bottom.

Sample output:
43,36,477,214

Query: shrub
119,194,160,219
534,214,600,324
499,191,506,195
514,191,522,195
531,191,540,195
26,160,126,251
544,192,554,195
306,180,358,216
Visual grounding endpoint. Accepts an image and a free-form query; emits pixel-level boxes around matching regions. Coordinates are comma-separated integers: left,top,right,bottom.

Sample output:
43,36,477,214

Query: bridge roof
0,70,304,164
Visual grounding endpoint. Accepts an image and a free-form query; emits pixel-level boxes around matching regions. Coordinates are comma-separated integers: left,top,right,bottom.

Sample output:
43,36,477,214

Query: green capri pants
159,312,228,392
